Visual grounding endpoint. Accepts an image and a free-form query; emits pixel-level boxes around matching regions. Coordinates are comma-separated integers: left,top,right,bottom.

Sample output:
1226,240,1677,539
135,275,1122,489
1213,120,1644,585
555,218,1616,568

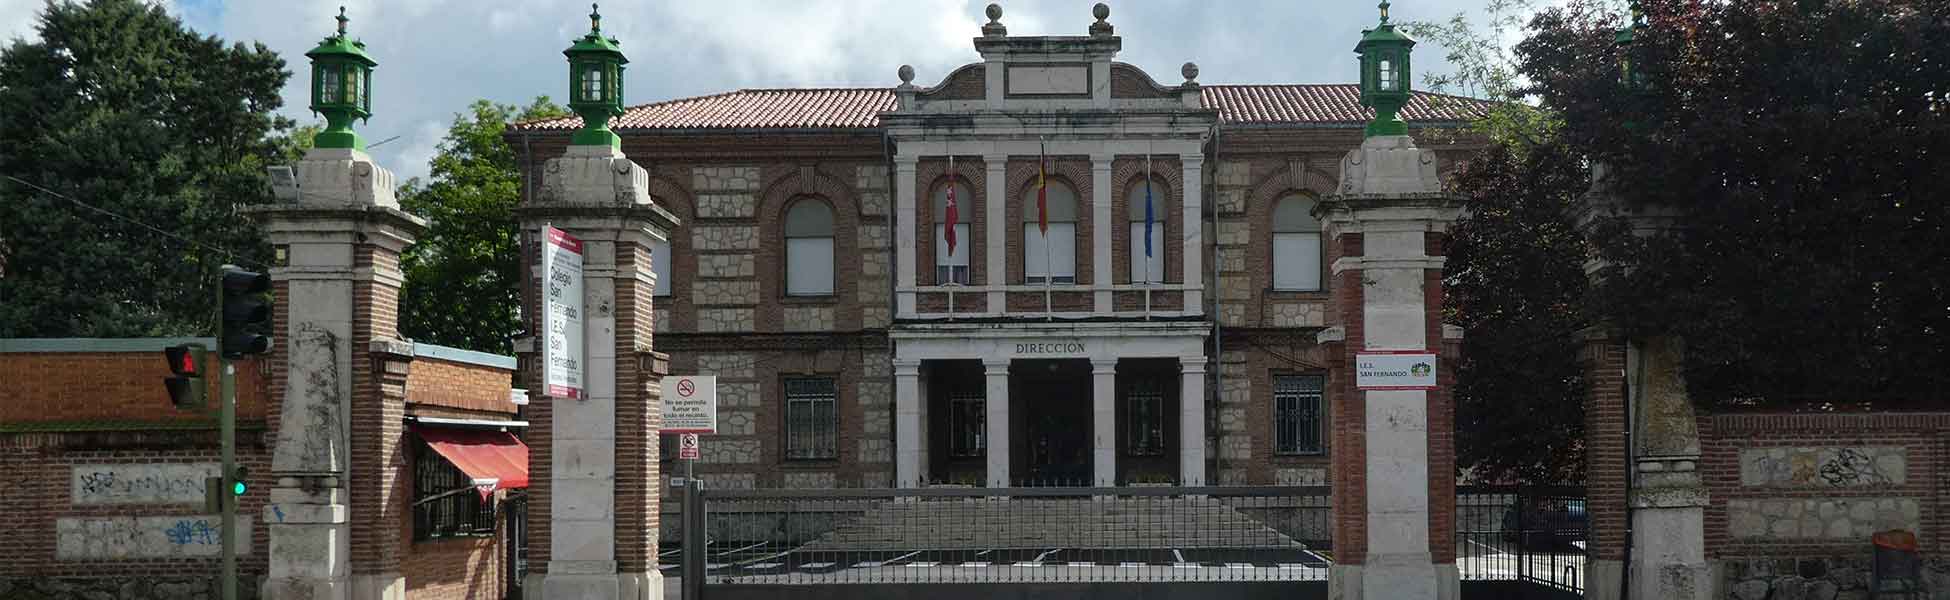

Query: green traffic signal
231,466,249,496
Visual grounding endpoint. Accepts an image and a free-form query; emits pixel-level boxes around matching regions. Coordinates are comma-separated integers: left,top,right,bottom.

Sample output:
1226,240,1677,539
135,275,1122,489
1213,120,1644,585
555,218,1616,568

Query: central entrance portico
893,322,1207,487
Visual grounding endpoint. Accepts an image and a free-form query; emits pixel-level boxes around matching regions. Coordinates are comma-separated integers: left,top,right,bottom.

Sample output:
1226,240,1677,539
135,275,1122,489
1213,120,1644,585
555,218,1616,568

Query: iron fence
1456,485,1589,593
657,482,1587,591
666,485,1333,584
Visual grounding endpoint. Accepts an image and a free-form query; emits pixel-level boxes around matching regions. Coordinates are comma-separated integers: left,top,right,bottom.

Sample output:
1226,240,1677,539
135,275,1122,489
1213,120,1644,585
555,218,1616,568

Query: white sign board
1355,352,1439,390
678,433,700,460
661,375,718,434
542,226,584,399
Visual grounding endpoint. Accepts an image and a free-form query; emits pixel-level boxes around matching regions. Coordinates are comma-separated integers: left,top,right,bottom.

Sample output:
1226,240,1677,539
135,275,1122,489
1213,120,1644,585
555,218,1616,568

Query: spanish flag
1036,143,1048,235
944,156,958,257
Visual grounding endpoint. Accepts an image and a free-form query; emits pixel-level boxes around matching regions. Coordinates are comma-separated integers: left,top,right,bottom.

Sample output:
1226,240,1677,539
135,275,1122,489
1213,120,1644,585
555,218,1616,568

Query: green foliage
1521,0,1950,408
1444,143,1591,484
396,97,567,354
1402,0,1566,153
0,0,291,337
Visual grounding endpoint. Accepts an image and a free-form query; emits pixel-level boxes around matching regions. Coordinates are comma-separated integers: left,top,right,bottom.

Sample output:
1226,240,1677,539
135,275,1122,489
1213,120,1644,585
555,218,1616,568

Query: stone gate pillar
1576,163,1710,600
516,146,678,600
250,146,424,600
1319,133,1462,600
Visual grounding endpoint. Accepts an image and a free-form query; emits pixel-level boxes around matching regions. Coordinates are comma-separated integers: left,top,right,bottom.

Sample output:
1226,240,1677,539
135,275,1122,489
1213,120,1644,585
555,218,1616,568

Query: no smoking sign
659,375,717,434
678,433,700,460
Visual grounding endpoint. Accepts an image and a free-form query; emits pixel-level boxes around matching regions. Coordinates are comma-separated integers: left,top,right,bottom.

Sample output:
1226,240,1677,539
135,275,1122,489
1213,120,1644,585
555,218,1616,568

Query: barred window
1125,376,1166,456
948,390,986,458
413,440,496,540
1274,375,1325,456
784,377,839,460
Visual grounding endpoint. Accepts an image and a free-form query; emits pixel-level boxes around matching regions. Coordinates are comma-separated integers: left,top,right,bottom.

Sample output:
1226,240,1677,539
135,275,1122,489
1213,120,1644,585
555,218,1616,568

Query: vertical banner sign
660,375,718,434
542,226,585,399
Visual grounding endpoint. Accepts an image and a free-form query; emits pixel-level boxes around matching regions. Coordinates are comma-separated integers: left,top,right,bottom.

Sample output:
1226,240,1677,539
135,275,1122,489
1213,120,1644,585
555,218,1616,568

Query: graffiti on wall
70,463,220,505
1740,446,1904,488
54,516,252,559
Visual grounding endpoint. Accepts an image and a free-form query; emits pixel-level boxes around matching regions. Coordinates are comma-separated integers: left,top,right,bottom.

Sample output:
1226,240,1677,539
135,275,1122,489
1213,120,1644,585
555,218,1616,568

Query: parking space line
1119,562,1144,568
745,563,782,570
881,550,922,565
962,562,990,568
1172,549,1186,563
1033,548,1063,563
1172,563,1201,569
710,542,766,557
904,562,939,568
801,562,834,569
1226,563,1253,569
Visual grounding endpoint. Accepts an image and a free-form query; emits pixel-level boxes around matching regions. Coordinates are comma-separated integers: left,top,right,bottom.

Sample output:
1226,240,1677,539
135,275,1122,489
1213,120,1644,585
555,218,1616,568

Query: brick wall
1580,332,1629,563
406,358,515,413
0,352,267,425
1700,411,1950,597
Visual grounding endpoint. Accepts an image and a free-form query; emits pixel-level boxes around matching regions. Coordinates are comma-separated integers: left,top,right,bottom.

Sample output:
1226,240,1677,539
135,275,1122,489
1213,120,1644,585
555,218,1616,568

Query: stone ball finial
1181,62,1200,82
1093,3,1109,21
898,64,915,84
986,3,1003,23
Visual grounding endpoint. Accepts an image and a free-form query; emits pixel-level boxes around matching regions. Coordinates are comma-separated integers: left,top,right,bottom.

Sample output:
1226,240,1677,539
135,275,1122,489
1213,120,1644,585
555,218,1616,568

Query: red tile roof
511,84,1491,132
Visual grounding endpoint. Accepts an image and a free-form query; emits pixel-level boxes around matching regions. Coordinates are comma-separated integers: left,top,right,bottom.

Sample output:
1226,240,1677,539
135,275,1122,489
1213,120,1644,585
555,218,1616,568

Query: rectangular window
784,377,839,460
412,440,496,540
652,238,672,297
786,237,835,296
1273,232,1322,291
935,223,971,285
947,390,985,458
1274,375,1325,455
1125,376,1166,456
1128,222,1165,284
1023,223,1077,285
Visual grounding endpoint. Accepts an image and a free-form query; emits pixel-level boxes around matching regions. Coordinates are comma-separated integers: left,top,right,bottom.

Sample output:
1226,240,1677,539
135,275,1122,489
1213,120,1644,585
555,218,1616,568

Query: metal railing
1456,485,1589,593
667,485,1333,584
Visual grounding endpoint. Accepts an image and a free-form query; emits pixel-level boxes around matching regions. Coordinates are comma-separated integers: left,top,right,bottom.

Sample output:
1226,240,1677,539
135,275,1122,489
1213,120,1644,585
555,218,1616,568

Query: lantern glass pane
580,68,602,102
361,69,371,108
344,68,359,104
1380,59,1396,91
321,66,341,105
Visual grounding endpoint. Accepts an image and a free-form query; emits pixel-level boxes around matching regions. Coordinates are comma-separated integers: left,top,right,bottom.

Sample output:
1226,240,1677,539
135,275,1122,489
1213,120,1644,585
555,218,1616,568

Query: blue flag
1143,173,1154,259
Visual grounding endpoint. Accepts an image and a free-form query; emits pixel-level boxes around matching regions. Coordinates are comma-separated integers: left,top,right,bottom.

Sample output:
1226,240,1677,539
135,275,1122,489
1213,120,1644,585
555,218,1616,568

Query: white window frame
1273,195,1324,292
1023,223,1077,285
651,238,672,297
935,223,970,285
1128,222,1164,285
785,200,836,296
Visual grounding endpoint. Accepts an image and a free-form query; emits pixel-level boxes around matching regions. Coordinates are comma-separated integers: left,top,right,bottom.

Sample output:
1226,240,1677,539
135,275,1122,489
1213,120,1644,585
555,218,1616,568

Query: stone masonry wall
1702,412,1950,600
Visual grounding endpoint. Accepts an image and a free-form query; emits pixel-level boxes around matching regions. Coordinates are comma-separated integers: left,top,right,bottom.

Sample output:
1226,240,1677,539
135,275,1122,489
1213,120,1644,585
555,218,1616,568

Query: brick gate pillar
515,141,678,600
1318,134,1462,600
249,146,425,600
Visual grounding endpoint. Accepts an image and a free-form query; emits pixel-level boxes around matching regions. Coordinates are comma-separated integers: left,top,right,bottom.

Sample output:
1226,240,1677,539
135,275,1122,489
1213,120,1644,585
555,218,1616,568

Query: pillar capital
1178,356,1208,373
982,358,1011,374
1090,358,1118,374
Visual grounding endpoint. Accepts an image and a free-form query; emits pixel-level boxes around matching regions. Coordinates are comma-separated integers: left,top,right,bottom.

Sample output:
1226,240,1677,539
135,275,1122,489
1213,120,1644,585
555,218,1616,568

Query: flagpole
1144,153,1153,318
947,152,955,321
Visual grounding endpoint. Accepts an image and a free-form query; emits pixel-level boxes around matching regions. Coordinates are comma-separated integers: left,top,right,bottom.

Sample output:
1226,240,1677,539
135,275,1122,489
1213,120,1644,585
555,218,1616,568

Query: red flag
1036,149,1048,235
944,160,959,257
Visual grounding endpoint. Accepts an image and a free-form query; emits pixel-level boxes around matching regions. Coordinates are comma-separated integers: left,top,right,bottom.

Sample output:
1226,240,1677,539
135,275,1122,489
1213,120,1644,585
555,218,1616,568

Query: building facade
507,4,1489,490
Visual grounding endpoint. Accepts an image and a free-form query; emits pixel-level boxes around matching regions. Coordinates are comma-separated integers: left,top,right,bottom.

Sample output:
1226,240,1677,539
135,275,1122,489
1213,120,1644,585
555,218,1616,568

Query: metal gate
1456,485,1589,594
506,491,529,600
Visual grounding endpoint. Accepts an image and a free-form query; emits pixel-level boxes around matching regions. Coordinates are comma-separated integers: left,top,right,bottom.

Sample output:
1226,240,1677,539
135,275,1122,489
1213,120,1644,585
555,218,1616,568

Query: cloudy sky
1,0,1502,181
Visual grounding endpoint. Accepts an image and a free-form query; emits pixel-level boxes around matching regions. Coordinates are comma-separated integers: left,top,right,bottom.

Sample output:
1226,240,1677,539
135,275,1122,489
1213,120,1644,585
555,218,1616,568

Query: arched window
1273,194,1323,291
933,181,972,285
1023,180,1078,285
651,235,672,297
1126,179,1166,284
784,198,835,296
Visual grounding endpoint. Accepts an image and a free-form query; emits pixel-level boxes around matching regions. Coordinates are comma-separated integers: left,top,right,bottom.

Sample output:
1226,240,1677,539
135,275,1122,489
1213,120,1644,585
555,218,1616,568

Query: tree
396,97,567,354
1408,1,1592,483
1520,0,1950,408
0,0,293,337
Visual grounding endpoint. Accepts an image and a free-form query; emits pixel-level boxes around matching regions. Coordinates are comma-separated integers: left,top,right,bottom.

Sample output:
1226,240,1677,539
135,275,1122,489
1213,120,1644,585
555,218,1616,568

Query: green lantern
305,6,377,150
1355,1,1417,138
1616,0,1648,90
565,3,628,147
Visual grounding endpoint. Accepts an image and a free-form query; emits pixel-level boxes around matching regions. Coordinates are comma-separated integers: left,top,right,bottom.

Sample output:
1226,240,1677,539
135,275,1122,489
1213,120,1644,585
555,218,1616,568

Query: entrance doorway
1012,359,1091,485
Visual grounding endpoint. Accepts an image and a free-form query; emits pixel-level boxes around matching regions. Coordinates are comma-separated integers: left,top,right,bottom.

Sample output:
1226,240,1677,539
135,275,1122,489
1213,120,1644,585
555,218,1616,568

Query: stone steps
800,497,1305,551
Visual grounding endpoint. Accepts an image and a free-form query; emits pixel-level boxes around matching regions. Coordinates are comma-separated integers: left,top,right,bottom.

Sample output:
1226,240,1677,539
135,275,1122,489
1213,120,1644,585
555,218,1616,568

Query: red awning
412,425,530,493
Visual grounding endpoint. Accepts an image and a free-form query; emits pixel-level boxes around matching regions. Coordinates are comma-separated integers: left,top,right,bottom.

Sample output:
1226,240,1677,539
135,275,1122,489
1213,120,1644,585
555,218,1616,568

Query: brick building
505,4,1490,491
0,338,531,600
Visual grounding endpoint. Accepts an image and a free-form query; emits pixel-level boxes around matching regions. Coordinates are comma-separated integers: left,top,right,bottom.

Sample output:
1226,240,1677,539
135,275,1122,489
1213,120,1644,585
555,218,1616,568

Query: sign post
664,375,716,598
541,225,585,399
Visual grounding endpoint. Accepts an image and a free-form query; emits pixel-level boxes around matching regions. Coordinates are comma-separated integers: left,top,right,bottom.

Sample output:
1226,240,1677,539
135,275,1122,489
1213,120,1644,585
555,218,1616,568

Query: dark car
1502,497,1588,550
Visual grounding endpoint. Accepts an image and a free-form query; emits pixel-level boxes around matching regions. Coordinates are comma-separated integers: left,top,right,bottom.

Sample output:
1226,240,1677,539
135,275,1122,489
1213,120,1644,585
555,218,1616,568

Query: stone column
895,360,923,487
516,143,678,600
1091,359,1117,487
1576,163,1709,600
984,155,1009,310
1091,154,1114,312
1319,134,1462,600
1178,356,1207,486
250,147,424,600
895,158,919,316
1178,155,1205,312
984,359,1012,487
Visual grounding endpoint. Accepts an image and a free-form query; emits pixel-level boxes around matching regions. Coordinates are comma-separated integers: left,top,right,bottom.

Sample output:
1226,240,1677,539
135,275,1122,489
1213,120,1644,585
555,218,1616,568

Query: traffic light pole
220,357,237,600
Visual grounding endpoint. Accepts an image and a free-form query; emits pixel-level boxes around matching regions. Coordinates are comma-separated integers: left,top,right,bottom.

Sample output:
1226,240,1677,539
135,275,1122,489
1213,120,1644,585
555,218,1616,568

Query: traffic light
220,266,273,358
230,465,249,497
164,345,206,410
